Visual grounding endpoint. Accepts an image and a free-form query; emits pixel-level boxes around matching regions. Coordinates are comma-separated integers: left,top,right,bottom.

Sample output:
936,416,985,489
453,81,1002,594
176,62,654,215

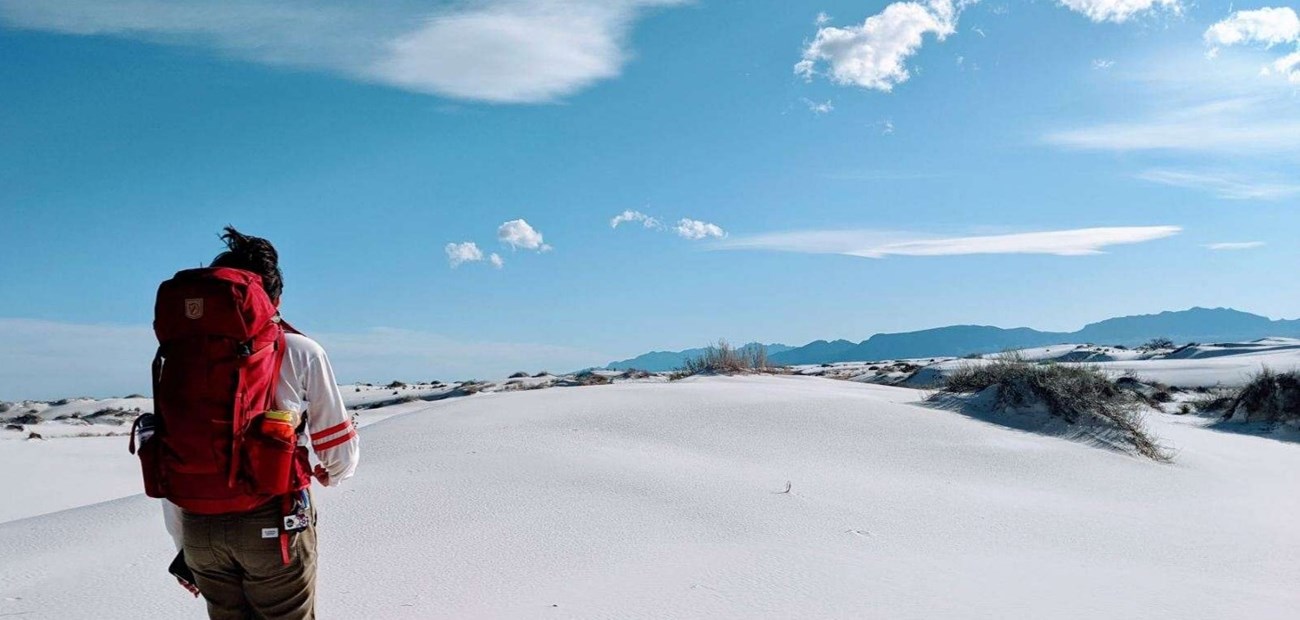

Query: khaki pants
182,497,317,620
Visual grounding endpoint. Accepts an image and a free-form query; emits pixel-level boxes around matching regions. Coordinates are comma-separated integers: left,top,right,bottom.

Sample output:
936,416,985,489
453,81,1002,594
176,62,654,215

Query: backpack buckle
236,341,253,358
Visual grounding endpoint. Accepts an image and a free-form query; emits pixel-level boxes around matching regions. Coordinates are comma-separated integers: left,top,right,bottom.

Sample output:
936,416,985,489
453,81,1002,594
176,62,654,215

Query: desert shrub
1142,338,1174,350
0,402,9,413
679,340,775,377
458,382,486,395
532,371,551,378
942,355,1168,461
619,369,651,380
124,393,146,399
386,380,407,389
1190,390,1234,414
11,413,41,425
573,371,612,386
509,371,530,379
1227,368,1300,423
87,407,128,418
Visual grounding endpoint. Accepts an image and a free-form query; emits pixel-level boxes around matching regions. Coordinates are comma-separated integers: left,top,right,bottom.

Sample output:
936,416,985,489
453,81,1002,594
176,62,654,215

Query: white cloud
1266,51,1300,83
675,218,727,240
489,253,505,269
1044,98,1300,154
1206,241,1266,251
1057,0,1180,23
0,319,609,399
802,98,835,114
0,0,685,104
610,210,662,229
445,241,485,268
795,0,961,92
1092,58,1116,70
816,11,832,26
720,226,1180,258
1204,7,1300,49
1136,169,1300,200
1204,8,1300,81
498,219,552,252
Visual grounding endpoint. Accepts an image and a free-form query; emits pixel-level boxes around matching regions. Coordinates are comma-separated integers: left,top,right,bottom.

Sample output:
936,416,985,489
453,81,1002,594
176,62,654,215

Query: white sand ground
1,375,1297,619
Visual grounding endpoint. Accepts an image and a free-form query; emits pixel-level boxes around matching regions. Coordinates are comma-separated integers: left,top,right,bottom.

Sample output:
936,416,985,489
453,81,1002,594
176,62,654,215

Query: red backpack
131,267,311,514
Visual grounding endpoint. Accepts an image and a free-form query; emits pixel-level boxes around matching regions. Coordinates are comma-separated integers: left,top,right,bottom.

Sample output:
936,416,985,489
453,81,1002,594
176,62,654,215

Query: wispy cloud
611,212,724,240
1092,58,1115,70
498,219,552,252
801,98,835,114
1058,0,1180,24
0,319,608,400
610,210,662,229
1136,169,1300,200
1044,97,1300,154
0,0,685,103
795,0,961,92
719,226,1180,258
1206,241,1266,251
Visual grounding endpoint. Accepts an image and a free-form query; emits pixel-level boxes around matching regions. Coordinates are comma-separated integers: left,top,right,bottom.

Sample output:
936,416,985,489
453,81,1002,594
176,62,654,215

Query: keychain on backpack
282,488,311,533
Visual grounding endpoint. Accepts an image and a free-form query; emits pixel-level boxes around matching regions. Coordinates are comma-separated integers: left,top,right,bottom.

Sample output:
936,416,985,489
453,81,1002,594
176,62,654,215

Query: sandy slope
1,376,1297,619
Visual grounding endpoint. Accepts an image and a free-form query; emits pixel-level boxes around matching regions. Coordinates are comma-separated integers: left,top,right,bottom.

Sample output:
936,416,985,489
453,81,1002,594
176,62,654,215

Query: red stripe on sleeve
313,429,358,451
310,421,351,442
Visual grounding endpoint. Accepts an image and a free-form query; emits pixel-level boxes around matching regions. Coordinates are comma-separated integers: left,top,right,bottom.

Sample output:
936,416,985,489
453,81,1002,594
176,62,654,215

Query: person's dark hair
211,226,283,302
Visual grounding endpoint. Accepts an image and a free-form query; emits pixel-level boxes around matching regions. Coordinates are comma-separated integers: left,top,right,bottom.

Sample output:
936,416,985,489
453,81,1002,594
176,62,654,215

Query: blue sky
2,0,1299,399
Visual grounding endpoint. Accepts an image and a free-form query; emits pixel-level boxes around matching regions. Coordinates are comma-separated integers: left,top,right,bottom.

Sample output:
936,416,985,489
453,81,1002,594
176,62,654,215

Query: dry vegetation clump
571,371,612,386
1226,368,1300,423
674,340,778,379
10,413,41,425
1141,338,1175,350
619,369,652,380
941,355,1170,461
509,371,530,379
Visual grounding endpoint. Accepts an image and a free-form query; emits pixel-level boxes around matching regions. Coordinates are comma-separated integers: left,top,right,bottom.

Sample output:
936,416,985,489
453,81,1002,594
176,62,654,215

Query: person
157,227,359,620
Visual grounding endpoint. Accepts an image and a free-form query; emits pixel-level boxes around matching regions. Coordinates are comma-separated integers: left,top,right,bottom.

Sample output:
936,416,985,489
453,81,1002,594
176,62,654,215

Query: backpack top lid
154,267,280,343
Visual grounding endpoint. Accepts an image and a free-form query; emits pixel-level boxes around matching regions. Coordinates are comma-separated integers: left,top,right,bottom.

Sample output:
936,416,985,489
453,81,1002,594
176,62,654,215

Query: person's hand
313,464,331,486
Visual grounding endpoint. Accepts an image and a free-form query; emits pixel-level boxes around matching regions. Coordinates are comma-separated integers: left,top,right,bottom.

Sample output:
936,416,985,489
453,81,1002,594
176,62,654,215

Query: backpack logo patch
184,298,204,320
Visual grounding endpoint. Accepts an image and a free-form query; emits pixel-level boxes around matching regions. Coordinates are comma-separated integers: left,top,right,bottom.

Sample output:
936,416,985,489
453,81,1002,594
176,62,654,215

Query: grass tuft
941,354,1170,461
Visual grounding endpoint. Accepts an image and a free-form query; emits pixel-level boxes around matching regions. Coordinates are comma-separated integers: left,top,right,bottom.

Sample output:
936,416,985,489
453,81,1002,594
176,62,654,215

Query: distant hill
607,308,1300,370
606,343,793,372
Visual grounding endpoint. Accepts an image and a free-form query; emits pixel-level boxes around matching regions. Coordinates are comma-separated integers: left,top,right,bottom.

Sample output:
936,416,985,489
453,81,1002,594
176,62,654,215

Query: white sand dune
1,376,1297,619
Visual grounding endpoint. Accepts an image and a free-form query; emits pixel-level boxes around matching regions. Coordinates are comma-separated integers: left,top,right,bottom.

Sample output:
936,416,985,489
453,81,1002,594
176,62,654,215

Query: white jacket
163,332,359,547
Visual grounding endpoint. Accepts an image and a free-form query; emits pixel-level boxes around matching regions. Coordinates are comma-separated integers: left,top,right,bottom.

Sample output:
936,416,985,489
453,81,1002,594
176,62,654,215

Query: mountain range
604,307,1300,371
